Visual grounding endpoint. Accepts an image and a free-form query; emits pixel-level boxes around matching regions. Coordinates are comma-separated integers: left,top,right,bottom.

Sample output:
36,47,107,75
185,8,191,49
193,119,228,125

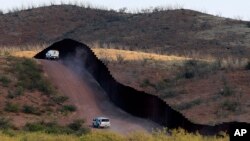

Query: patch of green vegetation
0,117,13,130
60,105,77,113
51,95,69,104
155,79,172,91
140,79,155,88
178,60,219,79
4,102,20,113
24,120,89,135
9,57,55,95
160,89,177,99
22,105,41,115
0,75,11,87
155,79,182,99
174,99,202,111
7,86,24,99
221,100,240,112
219,77,235,97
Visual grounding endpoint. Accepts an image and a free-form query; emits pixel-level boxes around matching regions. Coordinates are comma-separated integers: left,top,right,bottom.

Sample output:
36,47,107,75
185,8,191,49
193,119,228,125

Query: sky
0,0,250,20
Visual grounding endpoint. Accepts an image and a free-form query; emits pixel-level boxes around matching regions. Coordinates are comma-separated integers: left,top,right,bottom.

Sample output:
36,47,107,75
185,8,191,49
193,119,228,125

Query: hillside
1,5,250,58
92,48,250,125
0,54,86,131
6,47,250,125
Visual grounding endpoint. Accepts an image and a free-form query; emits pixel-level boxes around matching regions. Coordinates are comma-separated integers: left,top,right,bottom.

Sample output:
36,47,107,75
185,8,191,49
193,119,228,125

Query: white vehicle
92,117,110,128
45,50,59,59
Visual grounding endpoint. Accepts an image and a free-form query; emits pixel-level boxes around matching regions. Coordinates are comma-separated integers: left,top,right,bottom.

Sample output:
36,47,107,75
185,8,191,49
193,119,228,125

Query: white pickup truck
45,50,59,60
92,117,111,128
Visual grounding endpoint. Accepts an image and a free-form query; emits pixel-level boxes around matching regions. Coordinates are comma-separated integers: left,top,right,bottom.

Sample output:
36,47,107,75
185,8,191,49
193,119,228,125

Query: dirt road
40,60,160,134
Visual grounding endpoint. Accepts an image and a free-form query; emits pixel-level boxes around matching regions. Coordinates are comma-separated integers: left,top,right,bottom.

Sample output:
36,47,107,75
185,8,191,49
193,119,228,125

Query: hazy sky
1,0,250,20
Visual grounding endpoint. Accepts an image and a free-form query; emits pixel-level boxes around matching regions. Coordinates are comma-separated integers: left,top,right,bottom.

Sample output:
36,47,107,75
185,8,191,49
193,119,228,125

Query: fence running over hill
34,39,250,137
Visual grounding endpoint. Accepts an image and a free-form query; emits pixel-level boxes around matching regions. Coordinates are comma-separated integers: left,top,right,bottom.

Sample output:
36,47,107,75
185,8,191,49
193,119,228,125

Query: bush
51,95,69,104
24,121,89,135
160,89,177,99
0,75,11,87
67,119,84,131
10,57,56,95
24,122,45,132
61,105,77,112
7,86,24,99
175,99,202,110
221,100,240,112
4,102,19,112
22,105,41,115
220,79,235,96
0,117,13,129
140,79,155,88
245,61,250,70
1,129,16,137
179,60,218,79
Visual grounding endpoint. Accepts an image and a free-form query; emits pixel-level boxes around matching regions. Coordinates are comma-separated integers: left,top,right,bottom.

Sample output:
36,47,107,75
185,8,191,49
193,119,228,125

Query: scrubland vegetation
0,128,228,141
0,49,78,132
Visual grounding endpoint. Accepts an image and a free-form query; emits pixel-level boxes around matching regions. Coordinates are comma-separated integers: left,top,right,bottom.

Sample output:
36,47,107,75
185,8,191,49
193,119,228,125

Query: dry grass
92,48,190,62
11,51,38,58
0,45,45,57
0,129,228,141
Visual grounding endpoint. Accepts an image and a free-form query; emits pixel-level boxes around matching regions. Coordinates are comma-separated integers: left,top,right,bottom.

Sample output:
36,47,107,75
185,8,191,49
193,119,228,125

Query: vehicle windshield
101,119,109,122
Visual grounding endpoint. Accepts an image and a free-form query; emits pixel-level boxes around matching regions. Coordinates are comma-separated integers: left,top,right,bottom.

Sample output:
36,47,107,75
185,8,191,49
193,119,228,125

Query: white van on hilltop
45,50,59,59
92,117,111,128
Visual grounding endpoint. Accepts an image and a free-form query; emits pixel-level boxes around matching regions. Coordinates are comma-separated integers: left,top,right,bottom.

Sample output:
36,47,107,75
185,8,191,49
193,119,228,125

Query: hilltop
1,5,250,58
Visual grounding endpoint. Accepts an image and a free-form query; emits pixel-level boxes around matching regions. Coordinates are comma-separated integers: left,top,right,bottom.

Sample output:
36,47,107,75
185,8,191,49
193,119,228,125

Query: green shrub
24,121,89,135
2,129,17,137
221,100,240,112
0,117,13,129
7,90,16,99
175,99,202,110
179,60,218,79
140,79,155,88
10,58,56,95
0,75,11,87
61,105,77,112
22,105,41,115
24,122,45,132
67,120,84,131
220,79,235,97
160,89,177,99
7,86,24,99
51,95,69,104
4,102,19,112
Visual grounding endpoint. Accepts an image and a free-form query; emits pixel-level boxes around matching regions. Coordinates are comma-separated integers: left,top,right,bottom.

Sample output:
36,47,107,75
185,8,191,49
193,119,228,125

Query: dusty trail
40,60,160,134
